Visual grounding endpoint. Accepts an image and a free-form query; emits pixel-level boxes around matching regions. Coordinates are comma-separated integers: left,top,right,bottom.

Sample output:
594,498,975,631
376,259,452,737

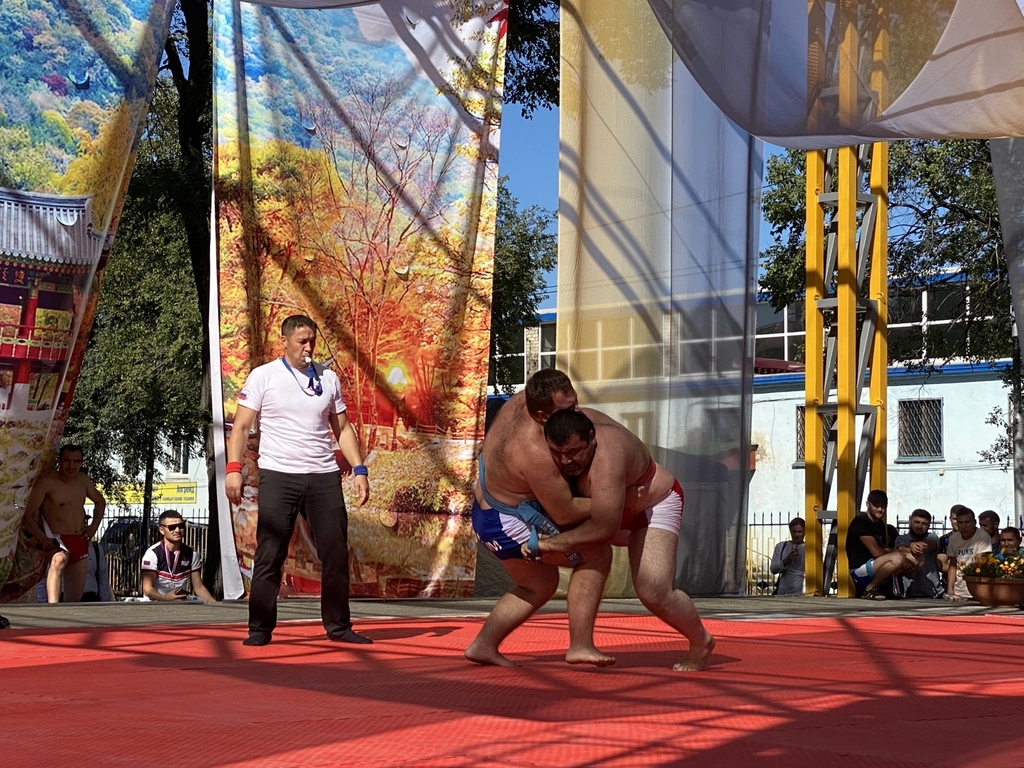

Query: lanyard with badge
281,356,323,396
163,542,180,576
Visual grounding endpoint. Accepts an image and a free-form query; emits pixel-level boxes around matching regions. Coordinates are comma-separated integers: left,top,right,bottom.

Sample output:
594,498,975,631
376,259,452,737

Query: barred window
795,406,835,465
897,399,943,461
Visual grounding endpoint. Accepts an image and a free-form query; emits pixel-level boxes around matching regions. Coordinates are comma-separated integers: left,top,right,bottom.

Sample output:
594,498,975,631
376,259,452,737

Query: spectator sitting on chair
769,518,806,595
944,507,992,602
978,510,1001,551
845,489,915,600
894,508,943,599
998,527,1022,556
141,511,216,603
36,537,112,603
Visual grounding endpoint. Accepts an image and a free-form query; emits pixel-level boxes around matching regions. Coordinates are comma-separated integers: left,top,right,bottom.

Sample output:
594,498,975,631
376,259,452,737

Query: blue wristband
353,464,368,476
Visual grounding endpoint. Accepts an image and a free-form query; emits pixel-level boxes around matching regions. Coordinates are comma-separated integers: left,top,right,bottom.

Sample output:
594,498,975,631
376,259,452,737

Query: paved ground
3,593,1021,630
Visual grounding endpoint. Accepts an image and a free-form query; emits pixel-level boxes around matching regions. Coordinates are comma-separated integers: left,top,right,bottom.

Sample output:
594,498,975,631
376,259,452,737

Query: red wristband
225,461,243,475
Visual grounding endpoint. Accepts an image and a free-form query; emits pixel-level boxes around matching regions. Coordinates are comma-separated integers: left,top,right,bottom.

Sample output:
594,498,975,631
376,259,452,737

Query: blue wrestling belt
477,455,583,566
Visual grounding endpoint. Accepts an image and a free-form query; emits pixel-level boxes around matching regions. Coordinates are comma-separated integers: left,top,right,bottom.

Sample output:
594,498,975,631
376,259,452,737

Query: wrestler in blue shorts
471,454,582,566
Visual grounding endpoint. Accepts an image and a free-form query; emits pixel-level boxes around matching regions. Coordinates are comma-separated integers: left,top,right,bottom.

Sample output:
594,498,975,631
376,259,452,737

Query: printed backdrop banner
212,0,504,599
0,0,174,601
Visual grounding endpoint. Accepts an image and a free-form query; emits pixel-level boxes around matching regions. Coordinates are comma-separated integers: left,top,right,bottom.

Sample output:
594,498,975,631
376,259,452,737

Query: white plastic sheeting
560,0,760,595
648,0,1024,148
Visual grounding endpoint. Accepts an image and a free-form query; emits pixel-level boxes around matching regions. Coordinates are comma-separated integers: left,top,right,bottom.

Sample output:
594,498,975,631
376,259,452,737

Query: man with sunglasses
226,314,370,646
141,511,216,603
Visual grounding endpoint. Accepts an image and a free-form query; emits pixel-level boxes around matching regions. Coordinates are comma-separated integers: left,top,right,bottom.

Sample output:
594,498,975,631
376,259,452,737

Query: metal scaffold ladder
803,1,889,597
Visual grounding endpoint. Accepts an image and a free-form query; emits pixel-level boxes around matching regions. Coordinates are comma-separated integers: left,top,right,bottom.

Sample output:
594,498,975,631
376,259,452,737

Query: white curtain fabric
648,0,1024,149
992,138,1024,352
561,0,760,595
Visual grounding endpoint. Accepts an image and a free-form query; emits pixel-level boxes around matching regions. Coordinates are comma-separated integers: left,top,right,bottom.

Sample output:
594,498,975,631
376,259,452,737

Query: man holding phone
141,510,216,603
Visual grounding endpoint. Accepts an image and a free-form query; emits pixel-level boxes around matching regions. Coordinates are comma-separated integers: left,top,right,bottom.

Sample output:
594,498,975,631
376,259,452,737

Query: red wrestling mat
3,613,1023,767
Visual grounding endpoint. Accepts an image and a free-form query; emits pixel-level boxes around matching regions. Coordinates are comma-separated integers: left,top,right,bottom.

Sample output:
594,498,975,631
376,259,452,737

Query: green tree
505,0,559,116
490,177,556,393
760,140,1018,473
760,140,1011,365
63,63,206,548
63,156,205,536
160,0,218,581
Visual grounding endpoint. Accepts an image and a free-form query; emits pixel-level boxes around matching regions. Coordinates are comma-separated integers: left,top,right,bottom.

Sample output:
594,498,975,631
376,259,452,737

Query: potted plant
961,551,1024,606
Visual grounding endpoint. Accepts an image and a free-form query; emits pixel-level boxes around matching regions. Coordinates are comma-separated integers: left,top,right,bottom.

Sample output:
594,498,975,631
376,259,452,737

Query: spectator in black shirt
845,489,916,600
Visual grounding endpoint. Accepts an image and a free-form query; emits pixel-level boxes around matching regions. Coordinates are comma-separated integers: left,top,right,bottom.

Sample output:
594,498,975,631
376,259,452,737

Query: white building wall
749,368,1016,525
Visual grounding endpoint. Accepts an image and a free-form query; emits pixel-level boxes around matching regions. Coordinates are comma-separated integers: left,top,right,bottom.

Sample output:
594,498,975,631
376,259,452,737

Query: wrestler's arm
225,404,258,505
525,452,592,527
536,456,626,553
330,410,369,507
22,477,53,546
83,476,106,537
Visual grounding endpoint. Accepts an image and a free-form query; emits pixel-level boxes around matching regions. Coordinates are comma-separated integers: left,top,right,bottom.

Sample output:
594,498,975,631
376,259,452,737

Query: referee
226,315,371,646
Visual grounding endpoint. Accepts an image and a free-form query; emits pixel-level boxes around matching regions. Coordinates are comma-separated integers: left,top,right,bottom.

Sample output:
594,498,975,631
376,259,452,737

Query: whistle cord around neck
281,357,323,396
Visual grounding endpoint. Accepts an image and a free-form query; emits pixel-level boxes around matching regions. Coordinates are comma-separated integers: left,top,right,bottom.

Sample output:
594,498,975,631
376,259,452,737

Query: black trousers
249,468,351,636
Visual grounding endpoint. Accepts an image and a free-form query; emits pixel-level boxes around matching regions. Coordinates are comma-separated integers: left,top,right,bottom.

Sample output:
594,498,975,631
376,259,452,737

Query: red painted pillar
14,281,38,387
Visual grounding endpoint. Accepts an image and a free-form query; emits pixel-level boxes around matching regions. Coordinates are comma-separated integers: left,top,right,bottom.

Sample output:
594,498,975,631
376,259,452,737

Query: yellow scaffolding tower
804,1,889,596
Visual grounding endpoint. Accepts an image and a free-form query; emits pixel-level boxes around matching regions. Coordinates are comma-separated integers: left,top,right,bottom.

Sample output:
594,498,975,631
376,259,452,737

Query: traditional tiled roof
0,188,105,267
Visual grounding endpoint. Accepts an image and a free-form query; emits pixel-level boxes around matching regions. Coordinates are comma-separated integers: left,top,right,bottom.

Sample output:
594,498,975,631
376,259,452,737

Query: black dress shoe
327,628,373,645
242,632,271,646
0,614,9,630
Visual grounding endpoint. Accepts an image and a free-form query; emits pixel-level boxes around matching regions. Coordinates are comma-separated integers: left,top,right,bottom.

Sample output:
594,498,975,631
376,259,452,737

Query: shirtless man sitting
466,369,615,668
22,444,106,603
533,409,716,672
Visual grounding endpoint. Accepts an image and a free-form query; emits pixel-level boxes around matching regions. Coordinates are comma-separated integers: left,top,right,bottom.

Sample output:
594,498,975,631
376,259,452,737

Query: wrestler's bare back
574,420,676,516
477,394,552,506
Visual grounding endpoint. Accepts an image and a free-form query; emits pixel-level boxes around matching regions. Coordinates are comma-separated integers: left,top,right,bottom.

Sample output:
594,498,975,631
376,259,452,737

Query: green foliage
490,177,556,393
505,0,558,116
760,140,1011,365
63,79,206,500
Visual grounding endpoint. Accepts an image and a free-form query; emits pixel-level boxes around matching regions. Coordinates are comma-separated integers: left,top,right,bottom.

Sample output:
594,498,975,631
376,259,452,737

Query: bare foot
565,645,616,667
465,640,517,667
672,632,715,672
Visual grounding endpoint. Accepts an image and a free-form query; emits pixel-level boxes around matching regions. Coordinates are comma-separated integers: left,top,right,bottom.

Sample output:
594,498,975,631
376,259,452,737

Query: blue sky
499,107,560,309
498,107,778,310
